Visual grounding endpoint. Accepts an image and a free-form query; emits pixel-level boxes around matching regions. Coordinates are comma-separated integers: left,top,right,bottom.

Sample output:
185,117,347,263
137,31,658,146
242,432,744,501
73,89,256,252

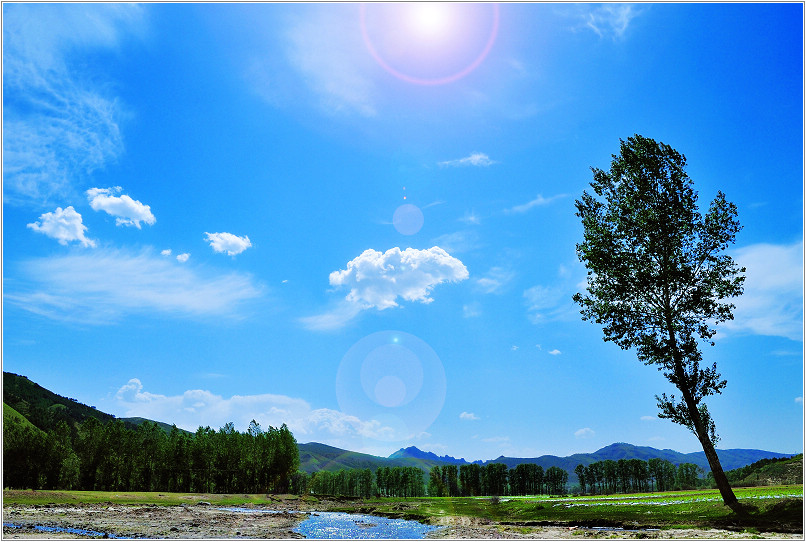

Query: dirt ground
3,502,802,539
2,503,305,539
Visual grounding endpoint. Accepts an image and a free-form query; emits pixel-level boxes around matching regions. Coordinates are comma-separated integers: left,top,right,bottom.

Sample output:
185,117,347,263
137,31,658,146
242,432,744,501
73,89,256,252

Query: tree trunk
682,392,745,515
696,429,744,512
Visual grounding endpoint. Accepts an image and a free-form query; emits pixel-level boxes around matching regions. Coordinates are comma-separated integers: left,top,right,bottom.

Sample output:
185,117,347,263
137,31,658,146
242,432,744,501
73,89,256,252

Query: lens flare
336,330,446,442
360,3,500,86
393,203,424,235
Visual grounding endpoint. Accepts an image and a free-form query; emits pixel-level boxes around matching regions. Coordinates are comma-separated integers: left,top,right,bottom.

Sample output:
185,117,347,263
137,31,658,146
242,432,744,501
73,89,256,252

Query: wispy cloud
724,241,803,342
463,302,482,319
524,285,567,324
205,232,253,256
3,4,145,207
5,248,263,324
430,230,481,254
574,427,595,439
505,193,567,214
548,349,562,356
438,153,496,168
475,266,515,294
460,411,480,421
282,6,377,116
87,187,156,228
575,4,643,40
112,378,395,444
27,206,96,248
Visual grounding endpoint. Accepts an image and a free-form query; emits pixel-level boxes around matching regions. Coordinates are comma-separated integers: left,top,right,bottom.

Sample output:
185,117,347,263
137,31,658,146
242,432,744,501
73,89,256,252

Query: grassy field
4,485,803,533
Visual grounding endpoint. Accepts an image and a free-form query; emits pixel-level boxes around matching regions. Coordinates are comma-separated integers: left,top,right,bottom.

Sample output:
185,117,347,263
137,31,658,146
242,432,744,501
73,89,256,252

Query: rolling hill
3,372,182,434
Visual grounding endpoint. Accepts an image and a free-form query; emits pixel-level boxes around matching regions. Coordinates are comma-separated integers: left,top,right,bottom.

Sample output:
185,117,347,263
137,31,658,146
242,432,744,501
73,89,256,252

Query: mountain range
299,441,795,485
4,371,794,485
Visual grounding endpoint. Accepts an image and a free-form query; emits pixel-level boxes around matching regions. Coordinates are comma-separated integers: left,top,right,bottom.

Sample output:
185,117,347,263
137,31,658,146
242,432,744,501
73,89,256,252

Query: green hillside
724,454,803,487
3,372,178,435
3,372,115,432
4,402,44,434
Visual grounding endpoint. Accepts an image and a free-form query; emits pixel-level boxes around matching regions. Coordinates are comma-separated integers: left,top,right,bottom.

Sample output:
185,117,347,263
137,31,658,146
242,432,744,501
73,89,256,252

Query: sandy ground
3,503,802,539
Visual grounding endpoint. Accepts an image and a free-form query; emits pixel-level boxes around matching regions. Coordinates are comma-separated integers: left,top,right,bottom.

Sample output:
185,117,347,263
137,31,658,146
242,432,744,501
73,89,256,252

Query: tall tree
573,135,745,513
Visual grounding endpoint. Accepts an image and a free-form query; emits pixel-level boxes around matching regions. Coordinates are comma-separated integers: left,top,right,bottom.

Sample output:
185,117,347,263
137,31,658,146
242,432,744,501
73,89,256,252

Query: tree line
302,466,426,498
4,415,299,493
575,458,703,495
429,463,569,497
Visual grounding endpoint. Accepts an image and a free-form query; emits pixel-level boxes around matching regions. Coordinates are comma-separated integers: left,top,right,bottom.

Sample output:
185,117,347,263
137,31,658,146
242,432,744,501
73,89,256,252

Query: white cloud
112,378,397,445
574,427,595,439
329,247,469,310
205,232,253,256
460,411,480,421
796,397,803,404
27,206,96,248
505,193,567,214
482,436,510,443
87,187,156,228
548,349,562,356
438,153,496,168
161,249,172,256
5,248,263,323
640,415,656,421
3,4,144,206
303,247,468,330
176,253,190,263
724,241,803,341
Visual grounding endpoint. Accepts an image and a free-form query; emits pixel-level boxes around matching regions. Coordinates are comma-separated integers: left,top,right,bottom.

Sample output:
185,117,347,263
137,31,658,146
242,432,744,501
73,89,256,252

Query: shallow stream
293,511,441,539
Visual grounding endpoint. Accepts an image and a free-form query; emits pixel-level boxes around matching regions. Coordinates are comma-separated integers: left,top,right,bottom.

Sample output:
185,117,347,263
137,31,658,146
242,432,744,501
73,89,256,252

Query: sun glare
360,3,499,86
407,3,453,39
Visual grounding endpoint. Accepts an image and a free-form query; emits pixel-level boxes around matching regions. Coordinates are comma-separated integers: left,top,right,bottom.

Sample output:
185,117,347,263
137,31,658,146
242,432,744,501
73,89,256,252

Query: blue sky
3,3,803,461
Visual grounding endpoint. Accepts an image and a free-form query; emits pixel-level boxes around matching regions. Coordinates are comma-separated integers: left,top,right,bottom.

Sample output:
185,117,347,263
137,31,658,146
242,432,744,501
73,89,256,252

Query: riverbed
3,502,801,539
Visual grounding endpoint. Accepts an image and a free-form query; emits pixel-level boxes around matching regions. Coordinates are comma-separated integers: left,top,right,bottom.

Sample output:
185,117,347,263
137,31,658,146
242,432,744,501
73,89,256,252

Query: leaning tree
573,135,746,513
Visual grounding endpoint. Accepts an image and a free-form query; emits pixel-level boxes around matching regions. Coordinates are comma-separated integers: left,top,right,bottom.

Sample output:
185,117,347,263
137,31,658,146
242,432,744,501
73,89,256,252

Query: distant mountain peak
388,446,468,465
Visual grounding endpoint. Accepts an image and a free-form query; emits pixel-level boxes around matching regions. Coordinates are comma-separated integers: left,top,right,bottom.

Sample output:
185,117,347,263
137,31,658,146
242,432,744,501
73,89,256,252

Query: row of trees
4,415,299,494
429,463,569,497
574,458,703,495
303,466,426,498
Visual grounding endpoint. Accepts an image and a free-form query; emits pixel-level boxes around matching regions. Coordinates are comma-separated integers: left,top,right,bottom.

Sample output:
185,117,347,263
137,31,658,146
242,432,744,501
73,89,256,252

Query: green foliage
574,135,745,510
3,372,115,432
717,455,803,487
3,414,301,494
573,135,744,443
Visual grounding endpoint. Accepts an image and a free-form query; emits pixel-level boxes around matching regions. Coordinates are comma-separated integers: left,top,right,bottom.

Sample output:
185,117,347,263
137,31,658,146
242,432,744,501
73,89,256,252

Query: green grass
361,486,802,532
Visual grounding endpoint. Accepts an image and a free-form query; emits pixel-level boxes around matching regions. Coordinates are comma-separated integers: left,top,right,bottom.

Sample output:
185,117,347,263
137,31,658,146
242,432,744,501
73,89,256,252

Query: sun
360,3,499,86
405,3,454,40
